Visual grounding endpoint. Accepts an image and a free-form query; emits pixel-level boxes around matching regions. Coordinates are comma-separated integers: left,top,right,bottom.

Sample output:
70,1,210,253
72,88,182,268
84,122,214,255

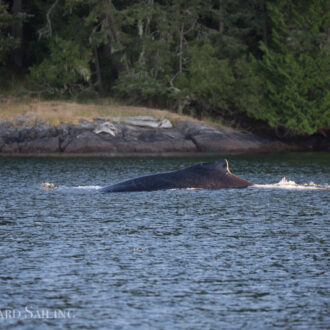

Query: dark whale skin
100,159,253,193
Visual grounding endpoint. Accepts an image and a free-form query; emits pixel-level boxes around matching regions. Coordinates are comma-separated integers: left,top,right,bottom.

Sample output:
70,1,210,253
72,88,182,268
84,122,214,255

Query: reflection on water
0,153,329,329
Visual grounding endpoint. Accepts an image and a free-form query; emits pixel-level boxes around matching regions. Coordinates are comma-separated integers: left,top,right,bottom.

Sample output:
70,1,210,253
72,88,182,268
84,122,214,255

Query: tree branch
39,0,61,38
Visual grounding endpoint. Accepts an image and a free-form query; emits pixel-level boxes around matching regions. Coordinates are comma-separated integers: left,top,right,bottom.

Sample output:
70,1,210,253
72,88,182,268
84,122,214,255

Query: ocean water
0,153,329,329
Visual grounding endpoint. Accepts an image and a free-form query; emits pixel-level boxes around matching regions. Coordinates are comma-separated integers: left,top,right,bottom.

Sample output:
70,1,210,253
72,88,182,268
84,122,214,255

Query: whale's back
100,160,253,193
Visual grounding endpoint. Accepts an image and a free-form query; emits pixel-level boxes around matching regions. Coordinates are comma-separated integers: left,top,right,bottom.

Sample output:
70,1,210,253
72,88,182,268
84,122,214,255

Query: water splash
71,186,102,190
40,182,102,192
40,182,57,190
252,177,329,191
41,178,329,193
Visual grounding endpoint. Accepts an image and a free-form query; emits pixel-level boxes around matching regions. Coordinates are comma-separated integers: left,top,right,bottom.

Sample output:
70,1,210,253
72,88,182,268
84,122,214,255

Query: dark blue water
0,153,329,329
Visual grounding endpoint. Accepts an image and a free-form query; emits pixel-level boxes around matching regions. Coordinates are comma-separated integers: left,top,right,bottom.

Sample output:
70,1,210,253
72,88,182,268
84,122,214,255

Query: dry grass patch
0,98,199,126
0,97,230,130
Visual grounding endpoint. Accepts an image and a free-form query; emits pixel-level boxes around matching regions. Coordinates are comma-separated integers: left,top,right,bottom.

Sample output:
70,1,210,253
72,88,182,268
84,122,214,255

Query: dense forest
0,0,329,136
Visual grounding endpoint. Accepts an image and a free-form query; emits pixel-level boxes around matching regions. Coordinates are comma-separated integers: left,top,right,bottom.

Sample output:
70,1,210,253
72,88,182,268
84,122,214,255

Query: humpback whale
100,159,253,193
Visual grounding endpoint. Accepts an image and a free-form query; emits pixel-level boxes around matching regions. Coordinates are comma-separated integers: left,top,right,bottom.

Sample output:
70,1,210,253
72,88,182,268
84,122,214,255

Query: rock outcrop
0,115,293,154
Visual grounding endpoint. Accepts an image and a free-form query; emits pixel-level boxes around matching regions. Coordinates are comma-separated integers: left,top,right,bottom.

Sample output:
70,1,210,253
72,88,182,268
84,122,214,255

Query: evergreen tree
255,0,330,135
0,0,328,135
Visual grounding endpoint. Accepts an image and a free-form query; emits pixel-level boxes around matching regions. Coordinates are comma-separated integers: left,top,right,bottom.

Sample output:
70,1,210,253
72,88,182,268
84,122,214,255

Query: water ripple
0,154,329,329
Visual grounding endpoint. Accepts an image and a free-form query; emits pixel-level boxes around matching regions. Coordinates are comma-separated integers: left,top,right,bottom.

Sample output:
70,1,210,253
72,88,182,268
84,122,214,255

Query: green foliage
255,0,330,134
181,42,264,118
230,56,266,118
29,37,92,95
112,0,207,105
184,43,235,110
114,66,168,103
1,0,329,135
257,46,330,134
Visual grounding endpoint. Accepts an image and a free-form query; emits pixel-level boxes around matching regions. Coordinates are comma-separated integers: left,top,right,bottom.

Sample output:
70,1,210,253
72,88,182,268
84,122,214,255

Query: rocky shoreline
0,115,313,155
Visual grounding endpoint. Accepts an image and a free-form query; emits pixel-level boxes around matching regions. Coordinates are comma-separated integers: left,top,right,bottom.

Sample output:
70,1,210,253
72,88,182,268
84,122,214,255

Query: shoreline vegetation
0,97,328,155
0,1,329,143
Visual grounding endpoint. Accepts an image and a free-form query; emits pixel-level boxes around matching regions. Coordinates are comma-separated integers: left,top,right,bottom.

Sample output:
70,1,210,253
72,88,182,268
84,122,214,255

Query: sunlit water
0,153,329,329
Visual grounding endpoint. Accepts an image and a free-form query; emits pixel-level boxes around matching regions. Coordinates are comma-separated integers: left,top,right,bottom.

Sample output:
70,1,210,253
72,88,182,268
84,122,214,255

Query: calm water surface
0,153,329,329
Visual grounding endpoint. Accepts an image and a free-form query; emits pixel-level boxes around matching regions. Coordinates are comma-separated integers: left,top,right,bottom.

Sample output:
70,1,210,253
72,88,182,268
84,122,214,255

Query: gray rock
0,137,5,150
123,116,172,128
64,131,117,153
17,124,33,142
62,127,196,153
175,120,279,152
125,128,197,152
0,120,18,142
15,121,57,142
0,120,14,133
94,122,117,136
2,142,20,153
79,119,95,130
60,135,72,151
19,137,60,153
96,116,173,129
34,122,57,139
56,122,83,137
175,120,220,136
0,116,291,154
159,119,173,128
57,122,72,137
119,124,146,140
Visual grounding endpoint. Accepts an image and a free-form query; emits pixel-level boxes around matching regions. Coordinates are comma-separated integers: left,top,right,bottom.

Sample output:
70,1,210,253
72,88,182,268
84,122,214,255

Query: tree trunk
12,0,23,67
94,47,103,93
178,24,184,74
219,0,224,34
102,0,128,73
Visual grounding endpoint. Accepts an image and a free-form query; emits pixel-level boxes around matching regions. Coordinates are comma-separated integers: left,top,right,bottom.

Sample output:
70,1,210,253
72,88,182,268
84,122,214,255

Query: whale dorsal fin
201,159,230,173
